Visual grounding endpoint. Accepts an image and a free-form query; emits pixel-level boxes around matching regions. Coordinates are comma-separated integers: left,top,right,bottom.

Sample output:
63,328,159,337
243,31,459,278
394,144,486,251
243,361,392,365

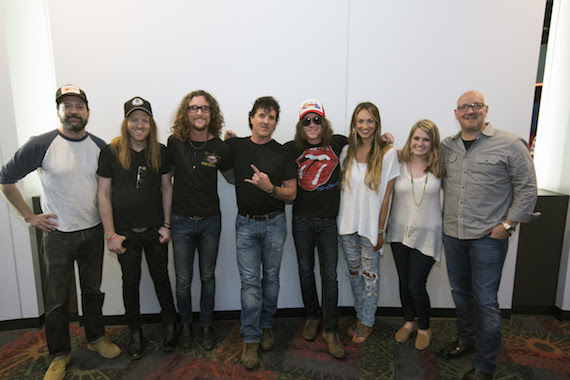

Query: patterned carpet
0,315,569,379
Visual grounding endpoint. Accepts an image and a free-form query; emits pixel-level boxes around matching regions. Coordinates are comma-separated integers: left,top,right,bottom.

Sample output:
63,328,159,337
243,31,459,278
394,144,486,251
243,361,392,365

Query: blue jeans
339,233,380,327
43,224,105,359
293,217,339,333
236,212,286,343
117,226,177,330
391,243,435,330
172,214,221,326
444,234,508,374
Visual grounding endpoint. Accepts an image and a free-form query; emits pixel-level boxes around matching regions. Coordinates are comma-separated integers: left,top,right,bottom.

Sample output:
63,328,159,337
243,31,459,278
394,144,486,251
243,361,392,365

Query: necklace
188,139,207,150
410,175,428,207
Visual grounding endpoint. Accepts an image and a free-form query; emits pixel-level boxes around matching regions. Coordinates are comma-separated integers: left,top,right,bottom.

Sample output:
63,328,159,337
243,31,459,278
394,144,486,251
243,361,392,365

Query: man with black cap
97,97,178,360
0,85,120,380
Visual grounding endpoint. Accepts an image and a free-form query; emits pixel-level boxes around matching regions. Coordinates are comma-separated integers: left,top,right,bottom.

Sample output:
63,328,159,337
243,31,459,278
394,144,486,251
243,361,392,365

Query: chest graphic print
296,146,339,191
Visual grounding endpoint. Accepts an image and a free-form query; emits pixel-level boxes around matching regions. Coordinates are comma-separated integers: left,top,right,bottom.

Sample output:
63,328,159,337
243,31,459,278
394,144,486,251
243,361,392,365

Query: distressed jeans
293,217,339,333
444,234,508,374
236,212,286,343
340,233,380,327
172,214,221,326
43,224,105,359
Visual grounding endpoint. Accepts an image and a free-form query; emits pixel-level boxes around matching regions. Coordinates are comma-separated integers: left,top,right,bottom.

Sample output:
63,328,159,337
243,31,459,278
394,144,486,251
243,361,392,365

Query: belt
240,210,283,221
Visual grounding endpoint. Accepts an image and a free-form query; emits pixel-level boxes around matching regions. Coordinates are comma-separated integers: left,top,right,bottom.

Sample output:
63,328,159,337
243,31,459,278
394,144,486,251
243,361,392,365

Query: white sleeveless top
386,163,443,261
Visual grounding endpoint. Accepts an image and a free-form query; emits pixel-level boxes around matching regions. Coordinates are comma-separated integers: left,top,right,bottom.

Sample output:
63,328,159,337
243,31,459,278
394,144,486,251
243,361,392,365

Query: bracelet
378,229,385,234
267,185,276,197
162,225,171,230
104,233,117,241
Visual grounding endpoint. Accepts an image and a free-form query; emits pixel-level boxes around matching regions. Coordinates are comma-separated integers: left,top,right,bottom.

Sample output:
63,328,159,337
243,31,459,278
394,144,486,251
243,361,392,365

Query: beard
60,114,88,132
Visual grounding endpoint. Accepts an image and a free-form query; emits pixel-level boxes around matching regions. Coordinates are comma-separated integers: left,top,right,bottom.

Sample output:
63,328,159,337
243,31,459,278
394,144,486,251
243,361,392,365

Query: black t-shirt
168,135,232,217
226,137,297,216
285,134,348,218
97,144,170,230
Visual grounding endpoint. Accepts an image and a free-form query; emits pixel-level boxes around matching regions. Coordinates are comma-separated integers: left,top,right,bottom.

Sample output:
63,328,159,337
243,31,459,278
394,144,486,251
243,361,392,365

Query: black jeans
390,242,435,330
117,226,177,330
43,224,105,359
292,217,339,333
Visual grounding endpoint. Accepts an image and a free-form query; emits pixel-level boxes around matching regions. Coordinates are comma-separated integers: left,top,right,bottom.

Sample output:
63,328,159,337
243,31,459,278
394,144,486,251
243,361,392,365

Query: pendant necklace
410,164,428,207
189,140,207,170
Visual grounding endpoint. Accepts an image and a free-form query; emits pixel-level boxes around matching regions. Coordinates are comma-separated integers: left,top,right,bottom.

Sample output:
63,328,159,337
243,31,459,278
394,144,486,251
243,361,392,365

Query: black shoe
162,323,177,352
440,340,475,359
126,329,144,360
462,368,493,380
179,323,193,349
200,325,215,351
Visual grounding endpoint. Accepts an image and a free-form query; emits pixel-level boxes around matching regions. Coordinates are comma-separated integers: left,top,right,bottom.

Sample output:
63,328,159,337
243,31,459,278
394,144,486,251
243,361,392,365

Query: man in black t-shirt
225,96,297,369
167,90,232,351
97,97,177,359
284,99,347,359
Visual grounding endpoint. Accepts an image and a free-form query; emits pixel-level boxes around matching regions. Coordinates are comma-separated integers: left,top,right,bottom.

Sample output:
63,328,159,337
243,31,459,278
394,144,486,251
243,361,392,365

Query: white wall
534,0,570,311
0,0,545,321
0,0,57,321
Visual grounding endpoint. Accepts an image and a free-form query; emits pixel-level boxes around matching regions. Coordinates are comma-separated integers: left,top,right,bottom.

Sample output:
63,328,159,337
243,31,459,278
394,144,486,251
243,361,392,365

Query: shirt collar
451,122,493,141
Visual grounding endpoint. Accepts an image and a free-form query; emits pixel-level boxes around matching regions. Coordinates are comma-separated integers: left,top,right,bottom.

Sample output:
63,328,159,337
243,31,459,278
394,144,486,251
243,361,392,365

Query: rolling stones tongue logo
296,146,339,191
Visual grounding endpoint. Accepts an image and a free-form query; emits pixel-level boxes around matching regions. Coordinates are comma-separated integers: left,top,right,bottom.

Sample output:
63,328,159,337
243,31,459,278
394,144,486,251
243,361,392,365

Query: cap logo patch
302,101,321,111
132,98,144,106
60,85,81,95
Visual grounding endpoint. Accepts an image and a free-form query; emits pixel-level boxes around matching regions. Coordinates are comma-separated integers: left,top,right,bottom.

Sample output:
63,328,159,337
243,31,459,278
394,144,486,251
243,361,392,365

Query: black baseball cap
124,97,153,117
55,85,88,105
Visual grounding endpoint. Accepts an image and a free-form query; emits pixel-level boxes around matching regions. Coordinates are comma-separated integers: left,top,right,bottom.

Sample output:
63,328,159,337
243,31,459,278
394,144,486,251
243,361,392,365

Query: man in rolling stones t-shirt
284,99,347,359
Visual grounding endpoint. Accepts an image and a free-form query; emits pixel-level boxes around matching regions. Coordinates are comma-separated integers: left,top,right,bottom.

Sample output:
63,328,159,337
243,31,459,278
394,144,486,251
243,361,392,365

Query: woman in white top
386,119,444,350
338,102,400,344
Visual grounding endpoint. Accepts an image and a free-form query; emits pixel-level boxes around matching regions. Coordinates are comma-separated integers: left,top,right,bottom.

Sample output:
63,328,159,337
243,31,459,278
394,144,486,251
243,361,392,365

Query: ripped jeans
340,233,380,327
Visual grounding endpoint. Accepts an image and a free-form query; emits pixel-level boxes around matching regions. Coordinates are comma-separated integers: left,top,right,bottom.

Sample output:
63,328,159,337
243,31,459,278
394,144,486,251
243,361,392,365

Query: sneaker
322,332,345,359
126,329,144,360
241,342,260,369
260,328,274,350
162,323,177,352
302,318,320,341
87,337,121,359
43,354,70,380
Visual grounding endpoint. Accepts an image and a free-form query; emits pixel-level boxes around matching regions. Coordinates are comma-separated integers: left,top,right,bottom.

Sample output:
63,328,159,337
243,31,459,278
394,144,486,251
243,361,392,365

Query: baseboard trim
554,306,570,321
0,306,552,332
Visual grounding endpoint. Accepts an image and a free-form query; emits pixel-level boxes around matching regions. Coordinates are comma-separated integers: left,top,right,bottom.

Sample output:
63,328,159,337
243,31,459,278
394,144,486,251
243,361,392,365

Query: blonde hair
401,119,445,179
109,116,161,172
341,102,386,192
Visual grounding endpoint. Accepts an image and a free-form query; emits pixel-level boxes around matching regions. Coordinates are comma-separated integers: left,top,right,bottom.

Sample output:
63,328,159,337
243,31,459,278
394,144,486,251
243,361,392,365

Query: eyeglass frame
187,105,211,113
457,103,486,112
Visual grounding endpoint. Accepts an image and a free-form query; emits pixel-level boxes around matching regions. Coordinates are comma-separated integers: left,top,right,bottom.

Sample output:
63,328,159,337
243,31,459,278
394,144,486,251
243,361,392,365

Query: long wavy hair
294,115,333,149
170,90,224,140
401,119,445,179
341,102,386,193
109,115,161,172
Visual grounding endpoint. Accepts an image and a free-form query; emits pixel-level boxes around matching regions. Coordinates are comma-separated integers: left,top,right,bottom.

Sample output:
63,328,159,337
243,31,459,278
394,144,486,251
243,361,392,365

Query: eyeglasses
187,105,211,113
301,116,322,126
457,103,486,112
136,166,147,189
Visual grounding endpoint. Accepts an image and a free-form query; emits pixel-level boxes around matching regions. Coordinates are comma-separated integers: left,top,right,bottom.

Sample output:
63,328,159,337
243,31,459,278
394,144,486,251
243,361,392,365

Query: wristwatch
501,221,515,235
